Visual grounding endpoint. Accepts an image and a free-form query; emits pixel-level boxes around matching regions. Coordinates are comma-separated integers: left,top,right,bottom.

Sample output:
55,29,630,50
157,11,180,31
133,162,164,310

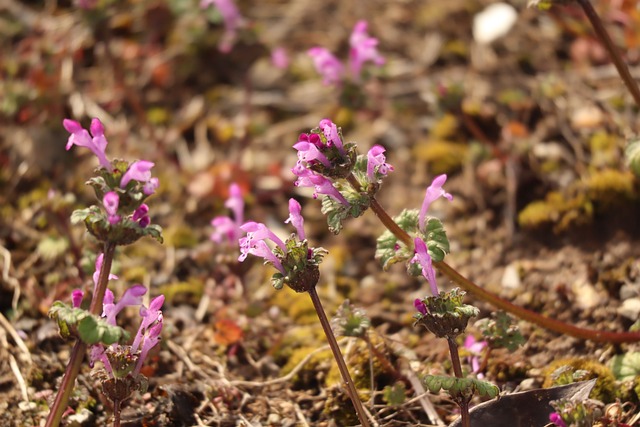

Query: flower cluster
308,20,385,86
64,118,162,245
200,0,245,53
238,198,327,292
210,183,244,244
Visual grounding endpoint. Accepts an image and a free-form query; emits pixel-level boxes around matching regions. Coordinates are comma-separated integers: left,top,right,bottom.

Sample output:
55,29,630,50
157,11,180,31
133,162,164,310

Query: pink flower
418,175,453,231
63,118,112,171
463,335,488,376
120,160,158,195
348,20,385,80
411,237,438,295
200,0,245,53
92,253,119,293
71,289,84,308
210,183,243,244
366,145,394,182
102,285,147,326
319,119,345,155
103,191,121,225
131,295,164,375
132,204,150,228
285,198,305,241
308,47,345,86
414,298,428,315
271,47,289,70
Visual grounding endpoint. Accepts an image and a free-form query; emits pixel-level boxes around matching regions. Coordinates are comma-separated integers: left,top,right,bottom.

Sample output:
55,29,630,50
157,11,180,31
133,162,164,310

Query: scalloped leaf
424,217,450,262
48,301,129,345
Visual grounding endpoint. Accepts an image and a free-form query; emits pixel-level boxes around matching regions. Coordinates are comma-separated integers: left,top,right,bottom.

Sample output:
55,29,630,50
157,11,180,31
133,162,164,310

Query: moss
413,140,468,175
270,290,317,325
542,358,617,403
585,169,635,205
518,191,593,232
280,345,333,389
163,224,199,249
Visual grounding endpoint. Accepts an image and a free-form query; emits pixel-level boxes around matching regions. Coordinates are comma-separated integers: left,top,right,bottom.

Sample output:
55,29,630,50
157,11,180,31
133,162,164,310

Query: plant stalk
447,338,470,427
575,0,640,109
357,182,640,343
308,287,371,427
45,242,117,427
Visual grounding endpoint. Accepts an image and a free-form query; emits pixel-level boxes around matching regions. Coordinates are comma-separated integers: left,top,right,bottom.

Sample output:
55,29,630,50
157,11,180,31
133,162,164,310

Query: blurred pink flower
271,47,289,70
201,0,245,53
349,20,385,80
308,47,345,86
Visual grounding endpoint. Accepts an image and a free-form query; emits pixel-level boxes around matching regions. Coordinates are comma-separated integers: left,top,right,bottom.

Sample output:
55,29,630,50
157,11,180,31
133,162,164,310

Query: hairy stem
575,0,640,109
45,242,117,427
357,181,640,343
447,338,470,427
308,287,371,427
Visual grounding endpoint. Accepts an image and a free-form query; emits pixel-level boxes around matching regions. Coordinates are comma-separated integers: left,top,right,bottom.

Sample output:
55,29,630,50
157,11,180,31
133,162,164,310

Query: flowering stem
355,179,640,343
447,338,470,427
307,287,371,427
45,242,117,427
575,0,640,109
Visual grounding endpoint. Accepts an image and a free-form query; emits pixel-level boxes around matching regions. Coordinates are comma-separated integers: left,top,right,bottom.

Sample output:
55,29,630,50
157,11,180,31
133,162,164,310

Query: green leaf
383,382,407,406
610,352,640,382
424,217,450,262
48,301,129,345
625,139,640,178
423,374,499,400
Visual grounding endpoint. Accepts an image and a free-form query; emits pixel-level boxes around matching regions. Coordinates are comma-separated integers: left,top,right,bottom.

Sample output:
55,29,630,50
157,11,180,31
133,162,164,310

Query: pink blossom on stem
366,145,394,182
238,237,285,274
102,284,147,326
285,199,306,240
293,140,331,167
103,191,121,225
211,183,245,244
411,237,439,295
463,335,488,377
132,204,150,228
349,20,385,80
71,289,84,308
319,119,345,155
63,118,112,171
414,298,427,315
120,160,158,195
308,47,345,86
200,0,244,53
418,174,453,231
293,168,350,206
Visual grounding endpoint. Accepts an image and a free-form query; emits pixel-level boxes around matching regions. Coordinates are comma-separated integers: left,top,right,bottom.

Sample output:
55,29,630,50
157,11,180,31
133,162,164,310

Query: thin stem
447,338,470,427
359,184,640,343
307,287,371,427
575,0,640,109
45,242,117,427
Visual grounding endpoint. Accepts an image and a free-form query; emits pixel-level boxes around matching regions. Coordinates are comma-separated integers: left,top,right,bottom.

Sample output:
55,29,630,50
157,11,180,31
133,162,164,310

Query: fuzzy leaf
424,217,450,262
49,301,129,345
610,352,640,382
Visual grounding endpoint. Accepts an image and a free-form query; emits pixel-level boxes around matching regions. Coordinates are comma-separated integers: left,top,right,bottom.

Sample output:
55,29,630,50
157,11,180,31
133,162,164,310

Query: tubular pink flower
132,203,150,228
210,216,237,243
103,191,121,225
411,237,439,295
63,118,112,171
319,119,345,155
293,140,331,167
120,160,158,195
200,0,244,53
366,145,394,182
71,289,84,308
349,20,385,80
238,238,285,274
294,172,350,207
132,295,164,376
102,284,147,325
239,222,286,252
308,47,345,86
414,298,427,315
225,183,244,225
463,335,488,376
418,174,453,231
285,198,306,240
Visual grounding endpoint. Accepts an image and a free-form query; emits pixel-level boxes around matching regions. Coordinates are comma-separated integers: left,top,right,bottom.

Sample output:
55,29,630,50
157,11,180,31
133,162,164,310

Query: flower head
63,118,112,171
308,47,345,86
132,204,150,228
414,298,428,315
366,145,394,182
71,289,84,308
92,253,119,293
348,20,385,80
293,168,350,206
102,284,147,326
418,174,453,231
319,119,345,155
549,412,567,427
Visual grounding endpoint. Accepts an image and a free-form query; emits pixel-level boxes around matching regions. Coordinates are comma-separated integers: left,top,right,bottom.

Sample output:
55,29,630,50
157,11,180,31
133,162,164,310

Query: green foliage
626,139,640,177
543,358,617,403
383,382,407,406
414,289,479,338
72,205,163,246
610,352,640,382
48,301,129,345
423,374,499,400
476,312,526,352
331,300,370,338
321,183,371,235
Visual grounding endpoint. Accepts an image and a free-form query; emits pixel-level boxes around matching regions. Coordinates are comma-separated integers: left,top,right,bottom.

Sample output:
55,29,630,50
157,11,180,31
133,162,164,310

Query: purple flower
308,47,345,86
414,298,427,315
549,413,567,427
225,183,244,224
285,198,306,240
319,119,345,155
411,237,438,295
103,191,121,225
102,284,147,325
200,0,244,53
418,174,453,231
238,237,285,274
211,183,244,243
131,295,164,375
63,118,112,171
92,253,119,293
71,289,84,308
463,335,488,376
348,20,385,80
132,204,150,228
366,145,394,182
293,140,331,168
120,160,158,195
